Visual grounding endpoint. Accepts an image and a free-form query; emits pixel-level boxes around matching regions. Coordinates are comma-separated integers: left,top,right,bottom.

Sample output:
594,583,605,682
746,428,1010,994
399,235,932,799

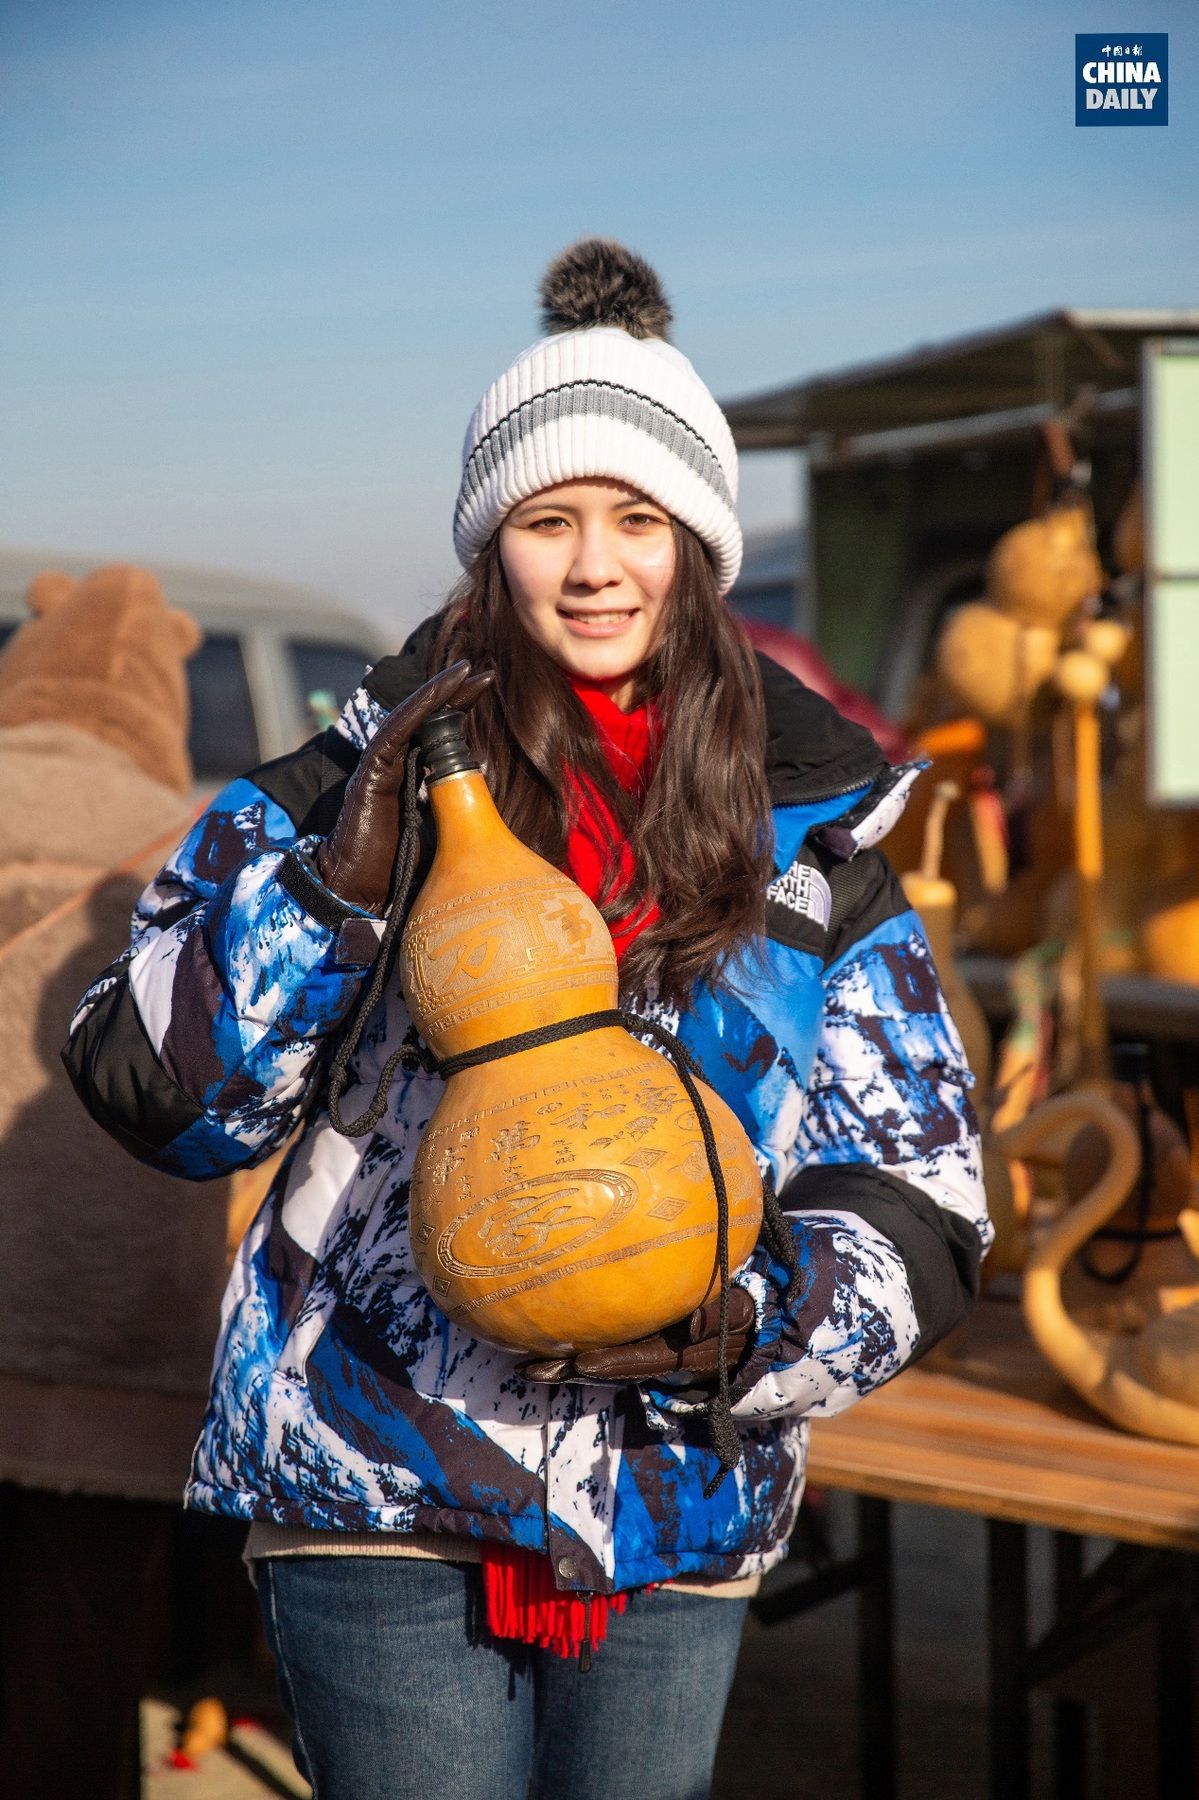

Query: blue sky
2,0,1195,637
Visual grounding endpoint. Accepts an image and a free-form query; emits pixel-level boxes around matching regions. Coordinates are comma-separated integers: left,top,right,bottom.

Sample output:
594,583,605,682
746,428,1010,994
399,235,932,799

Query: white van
0,549,388,786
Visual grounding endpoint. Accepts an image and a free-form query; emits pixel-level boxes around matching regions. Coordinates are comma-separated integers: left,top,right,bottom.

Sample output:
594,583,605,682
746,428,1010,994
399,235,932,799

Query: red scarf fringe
480,1542,635,1661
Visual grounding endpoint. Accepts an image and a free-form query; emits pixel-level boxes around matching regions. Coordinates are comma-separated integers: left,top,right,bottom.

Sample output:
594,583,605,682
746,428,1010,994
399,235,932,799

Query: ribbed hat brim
454,327,742,594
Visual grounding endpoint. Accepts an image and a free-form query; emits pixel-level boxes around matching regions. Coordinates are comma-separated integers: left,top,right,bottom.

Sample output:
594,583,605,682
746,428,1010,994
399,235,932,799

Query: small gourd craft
395,709,763,1356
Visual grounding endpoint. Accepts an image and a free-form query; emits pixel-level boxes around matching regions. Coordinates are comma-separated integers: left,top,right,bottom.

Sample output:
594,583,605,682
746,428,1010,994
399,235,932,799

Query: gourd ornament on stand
899,781,992,1095
395,709,764,1357
1039,613,1166,982
934,500,1105,730
1082,477,1199,985
1040,640,1182,1229
931,497,1106,959
987,502,1105,633
899,782,1036,1279
997,623,1199,1409
1053,645,1114,1087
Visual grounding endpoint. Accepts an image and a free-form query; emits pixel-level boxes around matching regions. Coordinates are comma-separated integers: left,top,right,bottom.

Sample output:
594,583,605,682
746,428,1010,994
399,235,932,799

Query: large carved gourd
398,711,763,1356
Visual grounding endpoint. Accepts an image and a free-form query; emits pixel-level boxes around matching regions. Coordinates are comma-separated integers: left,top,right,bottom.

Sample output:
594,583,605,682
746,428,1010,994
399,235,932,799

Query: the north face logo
766,859,832,928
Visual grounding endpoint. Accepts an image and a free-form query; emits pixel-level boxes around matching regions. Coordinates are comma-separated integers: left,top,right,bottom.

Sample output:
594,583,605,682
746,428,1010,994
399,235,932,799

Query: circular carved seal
435,1169,637,1279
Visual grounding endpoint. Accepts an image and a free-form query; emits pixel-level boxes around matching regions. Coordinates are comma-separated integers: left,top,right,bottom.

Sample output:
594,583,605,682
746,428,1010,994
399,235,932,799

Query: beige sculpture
925,475,1110,959
934,605,1059,730
937,499,1105,727
986,503,1106,631
999,1092,1199,1445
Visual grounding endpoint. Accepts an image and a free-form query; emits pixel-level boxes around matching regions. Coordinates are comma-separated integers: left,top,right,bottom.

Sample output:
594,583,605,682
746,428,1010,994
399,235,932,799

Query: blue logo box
1076,34,1168,125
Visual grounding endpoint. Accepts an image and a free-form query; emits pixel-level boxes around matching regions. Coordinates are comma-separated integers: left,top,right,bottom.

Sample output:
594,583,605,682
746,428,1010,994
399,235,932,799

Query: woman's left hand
519,1286,755,1384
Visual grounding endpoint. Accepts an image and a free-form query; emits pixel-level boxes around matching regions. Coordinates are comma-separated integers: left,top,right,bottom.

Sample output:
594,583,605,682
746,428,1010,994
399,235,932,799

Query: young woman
66,240,990,1800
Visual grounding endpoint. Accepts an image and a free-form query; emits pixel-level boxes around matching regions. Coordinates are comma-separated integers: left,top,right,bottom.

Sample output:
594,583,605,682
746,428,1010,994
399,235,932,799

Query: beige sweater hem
243,1521,761,1598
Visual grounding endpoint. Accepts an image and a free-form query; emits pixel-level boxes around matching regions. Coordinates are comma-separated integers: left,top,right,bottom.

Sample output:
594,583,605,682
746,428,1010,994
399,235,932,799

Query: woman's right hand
316,660,494,915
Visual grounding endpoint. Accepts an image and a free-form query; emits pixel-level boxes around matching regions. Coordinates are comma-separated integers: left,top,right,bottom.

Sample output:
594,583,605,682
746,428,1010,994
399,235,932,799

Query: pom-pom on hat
453,239,743,594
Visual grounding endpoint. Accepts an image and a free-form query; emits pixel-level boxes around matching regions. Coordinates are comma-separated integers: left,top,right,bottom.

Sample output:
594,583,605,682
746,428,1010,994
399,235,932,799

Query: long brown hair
428,523,774,1008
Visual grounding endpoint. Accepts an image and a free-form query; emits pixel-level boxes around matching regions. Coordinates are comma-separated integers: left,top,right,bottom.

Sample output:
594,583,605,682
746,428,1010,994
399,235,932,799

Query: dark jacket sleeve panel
754,652,887,806
62,971,208,1165
823,849,912,969
250,727,361,841
777,1162,982,1354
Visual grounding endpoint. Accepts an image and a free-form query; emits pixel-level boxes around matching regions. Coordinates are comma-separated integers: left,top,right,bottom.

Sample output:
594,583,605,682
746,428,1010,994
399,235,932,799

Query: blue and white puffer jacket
63,614,990,1597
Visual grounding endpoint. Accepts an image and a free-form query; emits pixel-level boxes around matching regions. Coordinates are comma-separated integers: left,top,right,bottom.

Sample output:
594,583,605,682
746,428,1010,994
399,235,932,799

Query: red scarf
480,676,661,1660
560,676,661,960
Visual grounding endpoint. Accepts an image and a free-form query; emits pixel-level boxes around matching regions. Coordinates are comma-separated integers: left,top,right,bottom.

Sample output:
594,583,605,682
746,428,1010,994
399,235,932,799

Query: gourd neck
427,767,514,843
418,704,517,850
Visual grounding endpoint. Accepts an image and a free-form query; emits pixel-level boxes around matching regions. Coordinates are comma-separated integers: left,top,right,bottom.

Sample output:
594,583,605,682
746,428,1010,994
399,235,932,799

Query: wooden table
754,1295,1199,1800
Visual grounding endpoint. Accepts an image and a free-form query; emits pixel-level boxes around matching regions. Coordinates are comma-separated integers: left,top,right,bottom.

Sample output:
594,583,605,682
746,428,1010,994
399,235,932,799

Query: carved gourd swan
996,1092,1199,1444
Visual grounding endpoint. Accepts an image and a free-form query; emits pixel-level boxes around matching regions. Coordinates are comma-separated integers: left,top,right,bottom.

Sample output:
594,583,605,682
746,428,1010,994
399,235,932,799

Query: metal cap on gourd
399,708,763,1355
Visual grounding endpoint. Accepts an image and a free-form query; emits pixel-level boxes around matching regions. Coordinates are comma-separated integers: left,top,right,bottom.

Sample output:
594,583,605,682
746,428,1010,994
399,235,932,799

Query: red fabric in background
561,677,661,959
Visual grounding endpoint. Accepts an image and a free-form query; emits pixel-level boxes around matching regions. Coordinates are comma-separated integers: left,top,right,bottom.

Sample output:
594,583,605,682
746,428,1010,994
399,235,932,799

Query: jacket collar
365,611,888,811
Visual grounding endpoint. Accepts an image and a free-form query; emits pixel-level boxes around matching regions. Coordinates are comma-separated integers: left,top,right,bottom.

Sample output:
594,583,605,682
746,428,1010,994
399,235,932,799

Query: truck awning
722,309,1199,454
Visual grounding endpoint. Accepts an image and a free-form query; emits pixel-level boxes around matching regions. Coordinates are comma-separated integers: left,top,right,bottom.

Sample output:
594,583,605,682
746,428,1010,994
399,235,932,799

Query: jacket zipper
769,771,880,807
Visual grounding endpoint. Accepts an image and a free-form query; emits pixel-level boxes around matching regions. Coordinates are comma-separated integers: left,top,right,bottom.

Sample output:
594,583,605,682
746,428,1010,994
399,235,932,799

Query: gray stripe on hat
455,379,735,529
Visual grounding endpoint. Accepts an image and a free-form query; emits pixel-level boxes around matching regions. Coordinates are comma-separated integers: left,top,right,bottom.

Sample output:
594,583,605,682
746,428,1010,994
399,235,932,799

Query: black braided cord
326,745,803,1491
618,1016,801,1491
436,1010,627,1078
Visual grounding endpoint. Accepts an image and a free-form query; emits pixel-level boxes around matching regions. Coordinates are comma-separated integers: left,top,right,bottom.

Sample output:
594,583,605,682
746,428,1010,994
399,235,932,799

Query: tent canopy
722,309,1199,453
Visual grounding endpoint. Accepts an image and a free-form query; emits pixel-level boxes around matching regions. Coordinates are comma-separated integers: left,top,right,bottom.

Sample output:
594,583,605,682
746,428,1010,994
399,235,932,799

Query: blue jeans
257,1555,748,1800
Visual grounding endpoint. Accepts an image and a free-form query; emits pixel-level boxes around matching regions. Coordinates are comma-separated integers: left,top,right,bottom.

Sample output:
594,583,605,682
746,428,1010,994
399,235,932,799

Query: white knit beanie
453,240,743,595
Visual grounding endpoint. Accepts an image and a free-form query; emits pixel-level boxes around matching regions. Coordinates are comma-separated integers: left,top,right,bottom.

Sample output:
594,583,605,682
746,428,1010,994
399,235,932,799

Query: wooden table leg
1052,1532,1088,1800
856,1495,896,1800
988,1518,1030,1800
1155,1556,1195,1799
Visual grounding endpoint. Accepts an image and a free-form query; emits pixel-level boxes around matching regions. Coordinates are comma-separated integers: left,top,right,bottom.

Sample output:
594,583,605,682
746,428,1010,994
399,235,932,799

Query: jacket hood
366,611,889,810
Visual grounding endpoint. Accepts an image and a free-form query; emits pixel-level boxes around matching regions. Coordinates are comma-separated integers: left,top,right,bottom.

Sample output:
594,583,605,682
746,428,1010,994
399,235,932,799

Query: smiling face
498,479,676,710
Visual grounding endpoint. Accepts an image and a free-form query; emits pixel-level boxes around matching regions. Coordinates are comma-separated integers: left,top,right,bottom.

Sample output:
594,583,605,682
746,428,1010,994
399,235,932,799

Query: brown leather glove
520,1286,756,1384
316,660,494,915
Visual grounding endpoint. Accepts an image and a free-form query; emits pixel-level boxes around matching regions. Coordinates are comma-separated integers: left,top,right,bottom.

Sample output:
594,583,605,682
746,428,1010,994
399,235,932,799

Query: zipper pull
579,1592,593,1673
